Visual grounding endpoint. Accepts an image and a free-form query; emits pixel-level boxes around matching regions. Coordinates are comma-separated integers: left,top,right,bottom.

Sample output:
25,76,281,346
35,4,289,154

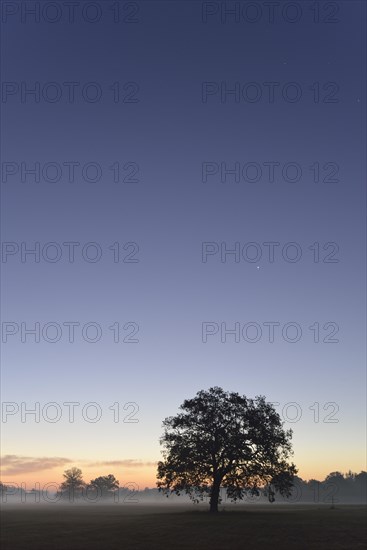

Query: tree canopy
157,387,297,512
89,474,119,495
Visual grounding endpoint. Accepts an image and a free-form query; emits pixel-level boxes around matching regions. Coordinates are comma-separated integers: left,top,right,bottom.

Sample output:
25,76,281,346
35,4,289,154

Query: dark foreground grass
1,504,366,550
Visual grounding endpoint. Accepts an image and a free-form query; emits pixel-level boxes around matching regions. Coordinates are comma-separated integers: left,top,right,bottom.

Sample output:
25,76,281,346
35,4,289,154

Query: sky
0,0,366,491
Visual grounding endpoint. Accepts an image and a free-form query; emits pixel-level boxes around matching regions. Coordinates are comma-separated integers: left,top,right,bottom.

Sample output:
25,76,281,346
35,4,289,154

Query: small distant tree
0,482,7,497
60,467,85,500
355,471,367,502
88,474,119,498
325,471,345,482
355,471,367,484
157,387,297,513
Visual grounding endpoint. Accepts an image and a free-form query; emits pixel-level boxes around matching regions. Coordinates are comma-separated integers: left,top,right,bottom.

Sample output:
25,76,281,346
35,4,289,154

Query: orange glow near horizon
2,459,366,492
1,465,157,492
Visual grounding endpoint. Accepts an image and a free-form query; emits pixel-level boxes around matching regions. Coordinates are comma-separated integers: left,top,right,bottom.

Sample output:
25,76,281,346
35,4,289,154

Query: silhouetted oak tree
157,387,297,513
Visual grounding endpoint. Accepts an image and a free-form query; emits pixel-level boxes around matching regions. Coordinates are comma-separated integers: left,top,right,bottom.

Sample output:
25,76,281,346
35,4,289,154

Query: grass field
1,503,366,549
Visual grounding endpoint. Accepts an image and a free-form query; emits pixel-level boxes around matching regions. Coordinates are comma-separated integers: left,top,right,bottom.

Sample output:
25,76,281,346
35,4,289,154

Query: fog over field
2,469,366,506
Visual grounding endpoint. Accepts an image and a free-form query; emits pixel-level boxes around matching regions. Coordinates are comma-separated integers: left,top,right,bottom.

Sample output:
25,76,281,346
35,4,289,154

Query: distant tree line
1,469,366,504
267,471,367,504
0,468,122,502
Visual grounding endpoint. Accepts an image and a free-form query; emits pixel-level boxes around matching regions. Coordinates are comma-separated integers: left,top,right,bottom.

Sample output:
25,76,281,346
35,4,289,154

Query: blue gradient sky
1,1,366,487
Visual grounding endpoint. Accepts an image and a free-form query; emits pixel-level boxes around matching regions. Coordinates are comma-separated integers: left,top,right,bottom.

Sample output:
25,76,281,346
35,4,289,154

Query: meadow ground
1,503,366,550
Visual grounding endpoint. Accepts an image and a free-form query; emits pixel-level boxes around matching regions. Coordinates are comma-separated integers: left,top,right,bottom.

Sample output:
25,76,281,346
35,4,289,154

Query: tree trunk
209,478,221,513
